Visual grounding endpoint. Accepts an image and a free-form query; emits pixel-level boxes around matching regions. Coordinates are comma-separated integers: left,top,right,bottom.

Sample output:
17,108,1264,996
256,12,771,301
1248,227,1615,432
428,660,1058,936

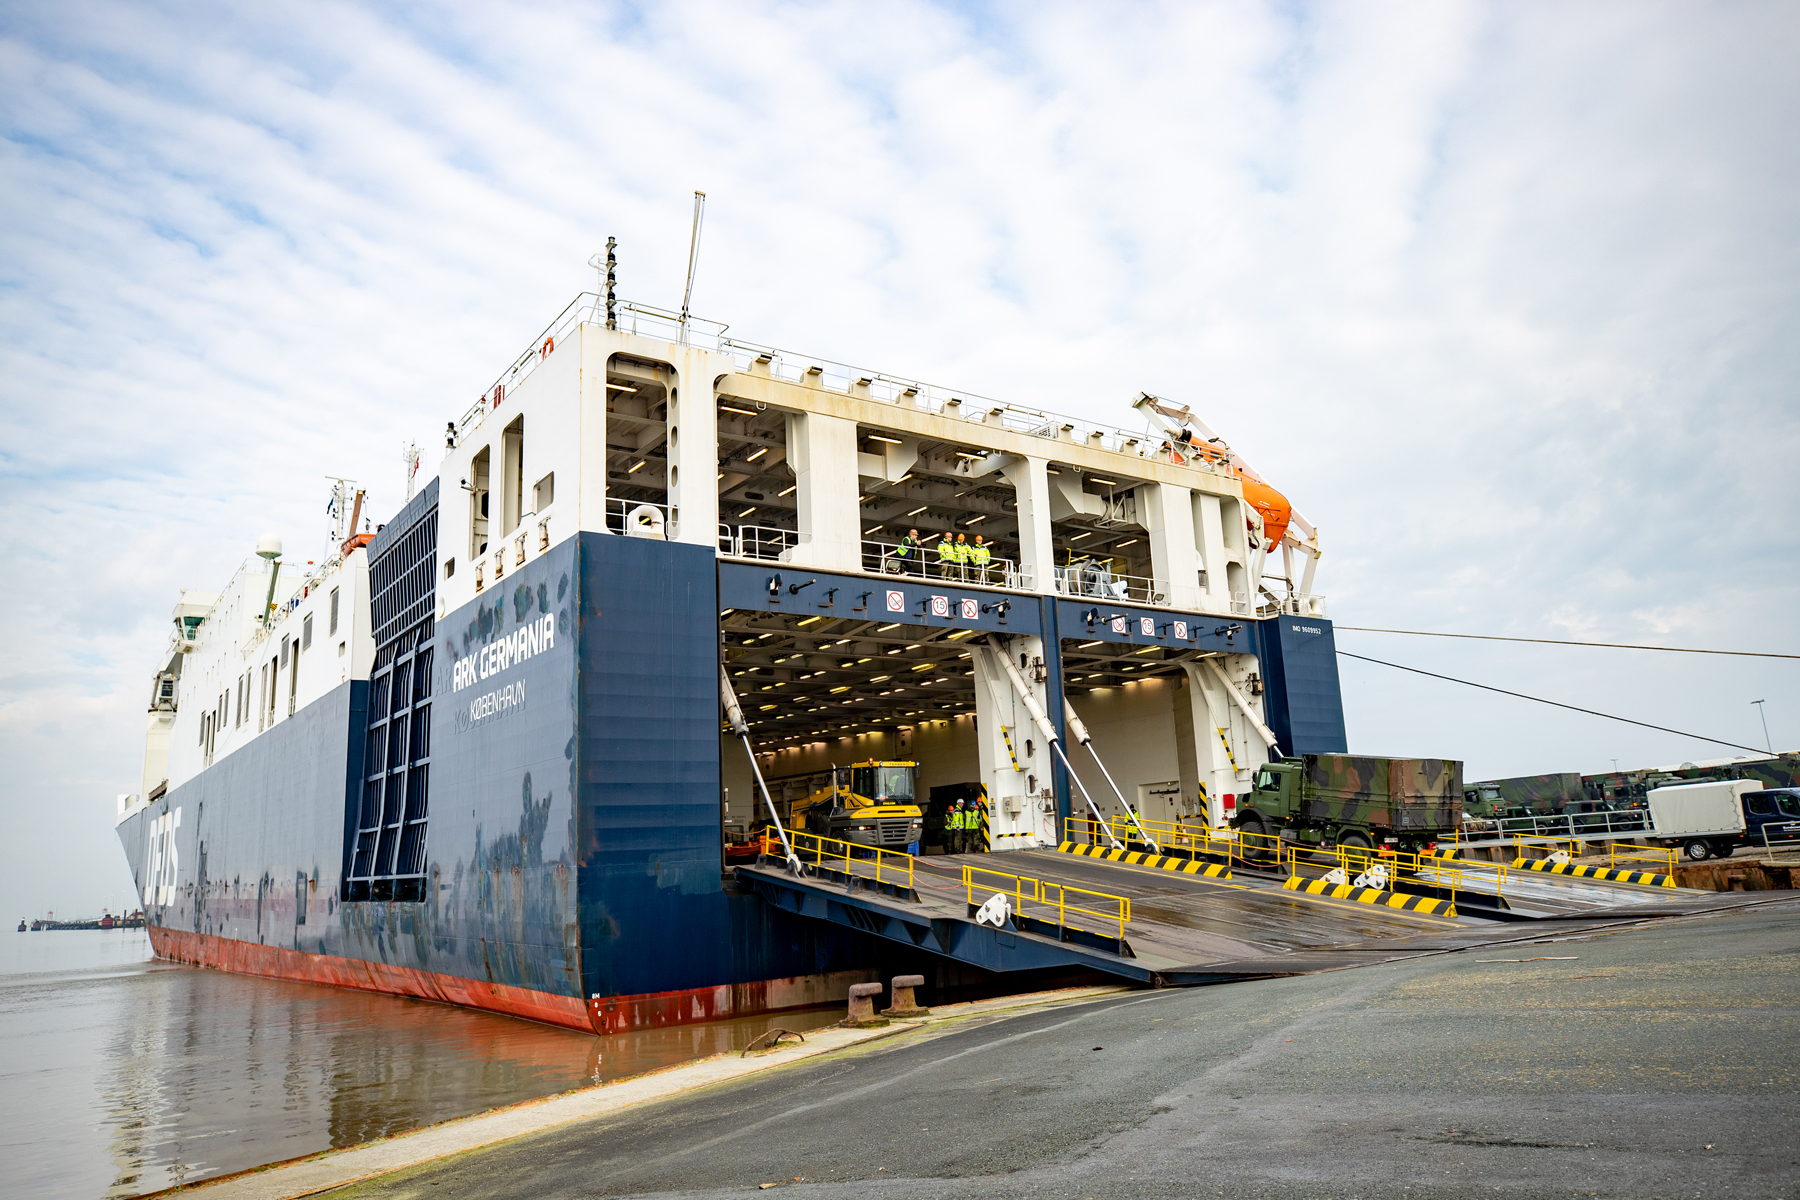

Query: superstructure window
469,447,490,557
329,587,340,636
502,416,524,535
303,613,314,650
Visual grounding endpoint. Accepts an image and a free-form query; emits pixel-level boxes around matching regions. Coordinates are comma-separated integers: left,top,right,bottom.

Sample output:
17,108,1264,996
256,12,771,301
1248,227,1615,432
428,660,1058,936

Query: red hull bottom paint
588,969,878,1033
148,927,874,1035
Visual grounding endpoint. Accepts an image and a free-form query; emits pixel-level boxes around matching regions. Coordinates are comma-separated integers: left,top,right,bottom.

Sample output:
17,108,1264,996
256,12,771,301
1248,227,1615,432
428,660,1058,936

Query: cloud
1,0,1796,915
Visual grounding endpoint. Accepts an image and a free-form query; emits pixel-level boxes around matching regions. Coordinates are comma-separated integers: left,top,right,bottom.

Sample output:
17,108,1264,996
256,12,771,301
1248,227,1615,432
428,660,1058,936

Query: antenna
680,191,706,344
588,237,617,330
324,477,359,544
402,442,421,502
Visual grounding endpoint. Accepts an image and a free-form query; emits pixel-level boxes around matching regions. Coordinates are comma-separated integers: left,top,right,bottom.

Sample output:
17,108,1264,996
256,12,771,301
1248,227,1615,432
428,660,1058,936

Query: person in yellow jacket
936,534,959,580
968,534,992,585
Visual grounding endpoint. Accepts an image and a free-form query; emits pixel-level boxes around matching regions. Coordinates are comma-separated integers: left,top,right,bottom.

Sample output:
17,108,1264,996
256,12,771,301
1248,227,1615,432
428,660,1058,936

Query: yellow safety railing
1062,814,1299,875
961,863,1131,943
1335,842,1512,906
1507,834,1675,877
1512,835,1581,863
1600,842,1676,876
762,828,915,892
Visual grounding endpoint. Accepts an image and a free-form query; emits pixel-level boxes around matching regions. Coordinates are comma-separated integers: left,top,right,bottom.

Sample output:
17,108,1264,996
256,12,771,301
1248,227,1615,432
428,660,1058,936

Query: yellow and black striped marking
1055,841,1232,879
1282,874,1457,916
1509,857,1675,888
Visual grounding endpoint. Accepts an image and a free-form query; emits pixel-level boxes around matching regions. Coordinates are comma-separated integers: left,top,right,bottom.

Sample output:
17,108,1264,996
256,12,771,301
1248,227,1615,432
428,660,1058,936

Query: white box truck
1648,779,1799,861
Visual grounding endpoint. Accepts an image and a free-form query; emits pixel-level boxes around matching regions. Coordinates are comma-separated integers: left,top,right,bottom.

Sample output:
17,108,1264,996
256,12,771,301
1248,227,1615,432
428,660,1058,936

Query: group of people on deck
890,527,995,583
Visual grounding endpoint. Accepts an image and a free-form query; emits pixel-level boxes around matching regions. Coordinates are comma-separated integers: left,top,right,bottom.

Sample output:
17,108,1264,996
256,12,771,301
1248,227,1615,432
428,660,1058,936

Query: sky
2,0,1796,918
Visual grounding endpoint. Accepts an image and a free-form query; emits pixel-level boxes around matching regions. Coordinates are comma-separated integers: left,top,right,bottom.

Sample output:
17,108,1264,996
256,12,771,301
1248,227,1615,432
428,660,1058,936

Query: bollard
845,982,889,1028
882,974,930,1018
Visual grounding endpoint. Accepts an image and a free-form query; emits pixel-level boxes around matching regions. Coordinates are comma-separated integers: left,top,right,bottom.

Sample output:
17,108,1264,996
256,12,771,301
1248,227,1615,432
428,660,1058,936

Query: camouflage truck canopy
1299,754,1464,833
1463,771,1583,815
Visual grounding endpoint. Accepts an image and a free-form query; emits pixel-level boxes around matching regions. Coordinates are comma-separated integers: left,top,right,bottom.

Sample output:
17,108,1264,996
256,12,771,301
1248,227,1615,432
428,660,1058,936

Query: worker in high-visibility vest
968,535,992,585
893,528,923,576
936,534,958,580
953,532,971,582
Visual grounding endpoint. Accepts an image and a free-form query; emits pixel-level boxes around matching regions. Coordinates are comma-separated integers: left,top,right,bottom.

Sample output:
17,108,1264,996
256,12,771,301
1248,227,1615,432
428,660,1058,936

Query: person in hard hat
953,532,971,582
894,528,923,576
936,533,958,580
947,799,966,854
968,534,992,585
966,797,984,853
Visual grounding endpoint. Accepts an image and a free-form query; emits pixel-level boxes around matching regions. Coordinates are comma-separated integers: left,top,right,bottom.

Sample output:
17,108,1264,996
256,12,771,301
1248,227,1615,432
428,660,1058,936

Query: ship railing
1051,562,1170,608
719,524,808,562
458,292,610,440
246,558,339,648
859,538,1034,592
602,497,677,540
1760,821,1800,862
1483,809,1652,840
457,294,1245,480
1276,593,1328,617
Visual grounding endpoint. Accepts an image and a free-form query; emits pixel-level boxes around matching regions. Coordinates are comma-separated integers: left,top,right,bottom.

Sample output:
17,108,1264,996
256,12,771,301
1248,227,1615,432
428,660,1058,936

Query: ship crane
1132,393,1322,606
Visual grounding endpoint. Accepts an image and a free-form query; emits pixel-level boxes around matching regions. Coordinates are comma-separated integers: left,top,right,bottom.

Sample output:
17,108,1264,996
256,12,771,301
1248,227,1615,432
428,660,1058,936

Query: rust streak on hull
150,926,594,1031
149,926,873,1036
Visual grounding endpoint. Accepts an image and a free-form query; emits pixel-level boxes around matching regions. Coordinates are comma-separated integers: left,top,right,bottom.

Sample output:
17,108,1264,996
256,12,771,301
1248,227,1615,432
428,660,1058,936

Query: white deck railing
456,294,1237,475
1052,561,1170,608
860,538,1033,592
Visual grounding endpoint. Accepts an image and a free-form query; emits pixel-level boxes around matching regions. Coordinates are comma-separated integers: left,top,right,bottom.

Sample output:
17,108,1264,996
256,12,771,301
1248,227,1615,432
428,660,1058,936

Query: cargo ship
115,282,1349,1033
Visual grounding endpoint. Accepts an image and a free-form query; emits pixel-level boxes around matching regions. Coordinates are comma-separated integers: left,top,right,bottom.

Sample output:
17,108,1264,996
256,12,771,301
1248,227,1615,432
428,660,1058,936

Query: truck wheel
1237,815,1275,864
1337,831,1373,851
1682,839,1711,862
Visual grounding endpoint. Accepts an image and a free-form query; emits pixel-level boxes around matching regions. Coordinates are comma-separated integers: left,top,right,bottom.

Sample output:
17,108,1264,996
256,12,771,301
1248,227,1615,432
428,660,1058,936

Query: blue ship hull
117,523,888,1032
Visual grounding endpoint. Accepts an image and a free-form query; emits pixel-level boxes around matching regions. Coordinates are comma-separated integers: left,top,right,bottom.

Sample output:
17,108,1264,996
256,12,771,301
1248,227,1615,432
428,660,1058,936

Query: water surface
1,931,841,1197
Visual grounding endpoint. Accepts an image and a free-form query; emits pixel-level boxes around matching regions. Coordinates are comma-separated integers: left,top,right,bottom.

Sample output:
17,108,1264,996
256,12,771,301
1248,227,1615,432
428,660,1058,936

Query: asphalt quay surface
323,898,1800,1200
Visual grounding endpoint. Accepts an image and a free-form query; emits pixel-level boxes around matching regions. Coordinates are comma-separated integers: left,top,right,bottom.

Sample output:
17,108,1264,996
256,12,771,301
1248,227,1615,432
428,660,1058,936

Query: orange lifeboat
1163,430,1294,546
1234,471,1292,548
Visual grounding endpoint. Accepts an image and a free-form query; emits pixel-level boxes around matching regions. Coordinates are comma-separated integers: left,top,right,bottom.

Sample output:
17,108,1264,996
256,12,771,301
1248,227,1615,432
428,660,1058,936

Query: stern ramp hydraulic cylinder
720,666,801,873
981,635,1131,851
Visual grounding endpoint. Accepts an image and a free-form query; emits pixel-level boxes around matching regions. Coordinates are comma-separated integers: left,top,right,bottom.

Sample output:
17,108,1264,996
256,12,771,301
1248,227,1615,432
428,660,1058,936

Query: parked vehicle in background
1648,780,1800,860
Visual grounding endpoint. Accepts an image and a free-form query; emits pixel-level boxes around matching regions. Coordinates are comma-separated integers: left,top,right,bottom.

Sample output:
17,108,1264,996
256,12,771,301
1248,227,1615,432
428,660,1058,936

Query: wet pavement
322,897,1800,1200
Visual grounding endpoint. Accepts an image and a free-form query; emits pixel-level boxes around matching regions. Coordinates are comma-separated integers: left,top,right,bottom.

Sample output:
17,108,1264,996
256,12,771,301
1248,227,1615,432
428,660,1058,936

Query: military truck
1462,772,1583,821
788,761,925,851
1233,754,1463,853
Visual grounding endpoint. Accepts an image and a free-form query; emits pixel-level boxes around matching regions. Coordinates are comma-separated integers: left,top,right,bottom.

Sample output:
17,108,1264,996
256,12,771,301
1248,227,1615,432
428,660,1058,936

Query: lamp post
1752,699,1773,756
